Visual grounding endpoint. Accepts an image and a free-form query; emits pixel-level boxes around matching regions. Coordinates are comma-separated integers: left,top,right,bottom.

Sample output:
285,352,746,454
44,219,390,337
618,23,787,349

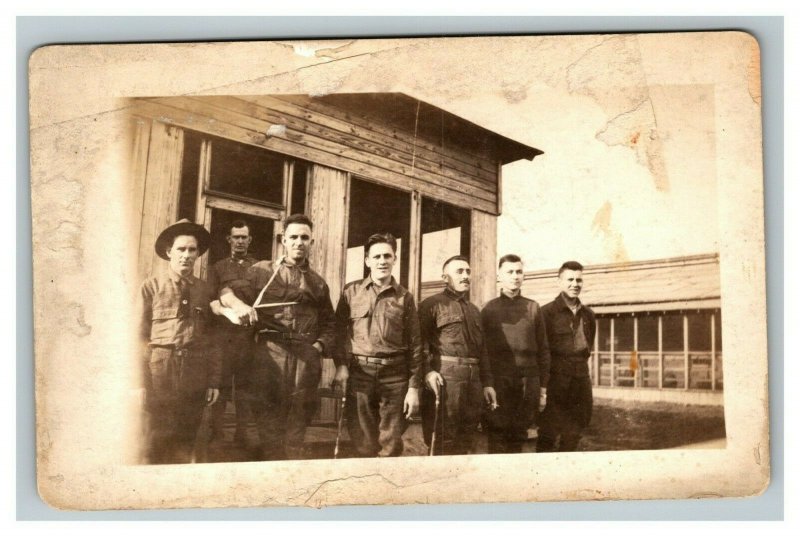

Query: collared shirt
240,258,336,352
139,269,214,349
207,254,257,301
481,292,551,385
334,276,424,389
541,293,596,376
418,287,493,388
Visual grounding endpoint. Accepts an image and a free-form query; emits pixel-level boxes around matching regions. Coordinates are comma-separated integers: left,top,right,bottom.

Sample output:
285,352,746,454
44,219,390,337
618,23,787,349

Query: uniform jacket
138,269,222,389
334,276,424,389
418,287,493,388
541,293,596,378
241,258,336,353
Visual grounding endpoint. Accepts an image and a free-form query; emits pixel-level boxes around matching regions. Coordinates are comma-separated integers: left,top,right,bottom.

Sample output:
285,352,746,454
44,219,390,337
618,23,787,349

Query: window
208,135,284,206
591,310,722,392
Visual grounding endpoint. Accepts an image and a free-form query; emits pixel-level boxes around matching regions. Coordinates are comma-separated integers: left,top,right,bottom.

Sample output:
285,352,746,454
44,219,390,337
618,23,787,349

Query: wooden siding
132,96,501,214
137,121,184,277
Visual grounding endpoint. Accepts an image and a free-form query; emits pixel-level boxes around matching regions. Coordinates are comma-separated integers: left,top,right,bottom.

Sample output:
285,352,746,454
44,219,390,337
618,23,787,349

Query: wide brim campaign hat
154,219,211,260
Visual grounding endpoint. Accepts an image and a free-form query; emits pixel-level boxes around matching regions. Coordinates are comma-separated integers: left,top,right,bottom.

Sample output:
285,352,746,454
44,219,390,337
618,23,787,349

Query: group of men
137,214,595,464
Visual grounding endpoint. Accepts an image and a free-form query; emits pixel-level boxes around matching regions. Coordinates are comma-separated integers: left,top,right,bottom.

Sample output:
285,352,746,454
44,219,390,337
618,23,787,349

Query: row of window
591,311,723,391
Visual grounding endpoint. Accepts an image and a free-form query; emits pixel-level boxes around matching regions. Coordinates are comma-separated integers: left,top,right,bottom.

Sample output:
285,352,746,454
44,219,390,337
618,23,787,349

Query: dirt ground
195,397,726,462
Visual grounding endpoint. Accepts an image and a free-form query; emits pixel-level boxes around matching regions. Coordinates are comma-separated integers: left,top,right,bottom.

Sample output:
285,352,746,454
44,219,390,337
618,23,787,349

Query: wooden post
711,312,717,391
593,319,600,386
138,121,184,279
306,163,349,305
195,139,211,280
683,314,690,390
658,316,664,389
633,316,639,387
470,210,498,308
610,318,616,387
408,191,422,302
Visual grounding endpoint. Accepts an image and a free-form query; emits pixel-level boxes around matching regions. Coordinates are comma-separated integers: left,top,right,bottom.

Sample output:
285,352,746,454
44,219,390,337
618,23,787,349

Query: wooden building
521,254,723,405
128,93,542,422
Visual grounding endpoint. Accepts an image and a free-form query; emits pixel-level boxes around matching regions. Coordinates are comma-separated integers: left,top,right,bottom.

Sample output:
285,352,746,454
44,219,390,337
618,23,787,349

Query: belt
355,354,403,366
440,355,479,366
149,344,198,357
257,329,314,343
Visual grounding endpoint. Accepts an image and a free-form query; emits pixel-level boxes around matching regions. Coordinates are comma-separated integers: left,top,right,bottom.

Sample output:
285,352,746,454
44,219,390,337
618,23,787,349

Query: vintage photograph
30,32,768,509
128,92,725,465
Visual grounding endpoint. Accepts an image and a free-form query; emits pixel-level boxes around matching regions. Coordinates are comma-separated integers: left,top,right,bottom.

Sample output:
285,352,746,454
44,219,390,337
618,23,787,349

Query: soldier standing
219,214,335,460
537,261,596,452
137,219,221,464
206,220,258,448
333,233,423,457
419,255,497,455
481,254,550,454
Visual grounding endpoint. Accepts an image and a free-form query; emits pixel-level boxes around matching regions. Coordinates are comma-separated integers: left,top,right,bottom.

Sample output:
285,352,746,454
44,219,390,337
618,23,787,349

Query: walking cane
334,380,347,459
429,383,444,456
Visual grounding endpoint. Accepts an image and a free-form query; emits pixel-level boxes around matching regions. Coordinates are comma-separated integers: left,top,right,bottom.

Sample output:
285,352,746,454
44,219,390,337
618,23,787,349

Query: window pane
638,315,659,351
688,312,712,351
290,160,308,215
614,316,634,352
597,317,611,351
662,313,684,352
714,310,722,350
177,129,203,221
208,135,284,205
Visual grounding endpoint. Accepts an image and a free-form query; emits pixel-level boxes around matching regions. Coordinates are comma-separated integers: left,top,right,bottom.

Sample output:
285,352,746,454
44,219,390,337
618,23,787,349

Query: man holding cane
419,255,497,455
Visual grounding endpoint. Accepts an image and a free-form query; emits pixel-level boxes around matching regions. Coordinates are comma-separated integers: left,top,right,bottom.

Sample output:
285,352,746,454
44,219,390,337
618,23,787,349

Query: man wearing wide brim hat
137,219,221,464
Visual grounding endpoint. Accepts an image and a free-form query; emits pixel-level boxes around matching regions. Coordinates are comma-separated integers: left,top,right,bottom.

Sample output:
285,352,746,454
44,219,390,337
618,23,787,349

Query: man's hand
232,302,258,326
404,387,420,419
425,371,444,396
206,388,220,406
483,386,498,409
539,388,547,410
209,300,223,316
332,365,349,390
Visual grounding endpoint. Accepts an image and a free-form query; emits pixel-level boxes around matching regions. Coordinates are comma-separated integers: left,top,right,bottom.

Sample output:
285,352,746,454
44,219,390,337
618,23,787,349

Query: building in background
128,93,542,424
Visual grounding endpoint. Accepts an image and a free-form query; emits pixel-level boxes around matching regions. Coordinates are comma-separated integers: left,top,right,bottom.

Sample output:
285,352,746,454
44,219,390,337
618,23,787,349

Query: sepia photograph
29,31,769,509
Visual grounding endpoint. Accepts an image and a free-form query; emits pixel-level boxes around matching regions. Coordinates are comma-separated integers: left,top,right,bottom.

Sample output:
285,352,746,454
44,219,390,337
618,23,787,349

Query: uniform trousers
485,372,540,454
346,359,409,457
145,346,208,464
421,361,483,455
243,338,322,460
209,326,254,444
537,370,593,452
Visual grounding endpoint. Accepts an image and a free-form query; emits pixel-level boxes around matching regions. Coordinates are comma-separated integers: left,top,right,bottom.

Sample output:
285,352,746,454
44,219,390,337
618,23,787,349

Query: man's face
282,222,313,263
167,235,199,277
498,261,524,293
365,242,396,282
443,259,471,294
227,225,252,256
558,269,584,299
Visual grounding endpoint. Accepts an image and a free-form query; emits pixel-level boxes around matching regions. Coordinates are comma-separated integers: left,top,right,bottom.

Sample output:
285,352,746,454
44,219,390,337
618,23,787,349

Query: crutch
333,380,348,459
429,382,445,456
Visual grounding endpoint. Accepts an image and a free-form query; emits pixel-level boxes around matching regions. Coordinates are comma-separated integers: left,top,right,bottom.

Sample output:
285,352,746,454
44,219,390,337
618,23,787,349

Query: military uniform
537,293,596,452
138,270,221,464
334,277,423,457
240,258,335,460
207,254,258,444
481,292,550,454
419,287,493,455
